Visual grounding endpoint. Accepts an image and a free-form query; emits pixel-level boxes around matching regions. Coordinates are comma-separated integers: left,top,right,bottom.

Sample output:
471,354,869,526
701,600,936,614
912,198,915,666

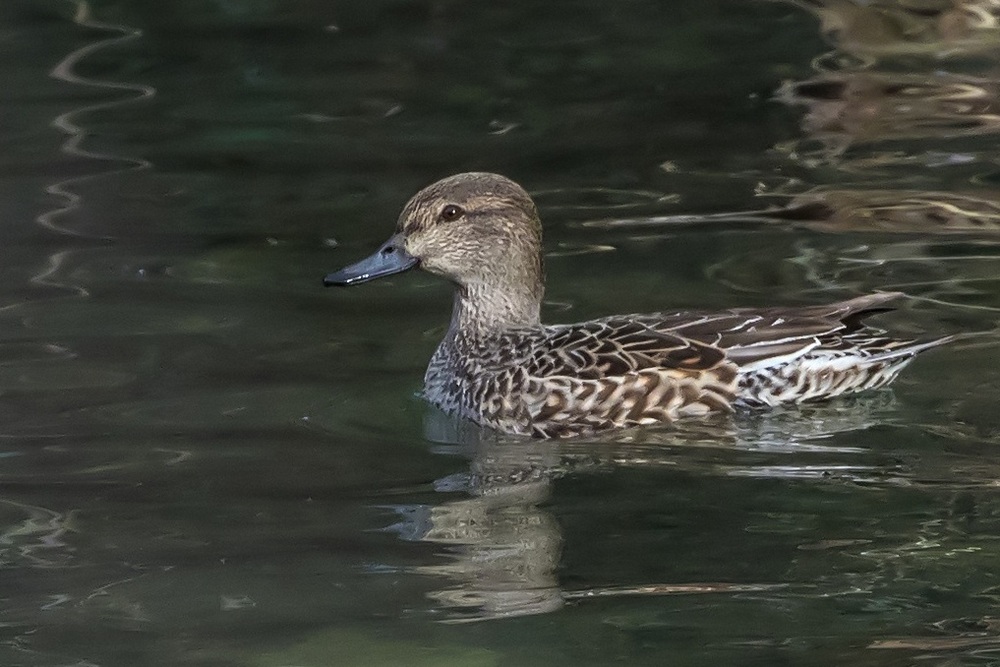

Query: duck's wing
631,292,906,368
526,319,733,379
624,292,950,407
506,319,739,437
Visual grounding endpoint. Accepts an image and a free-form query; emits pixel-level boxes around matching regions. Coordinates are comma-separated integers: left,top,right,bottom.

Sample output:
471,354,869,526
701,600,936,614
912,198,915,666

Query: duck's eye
440,204,464,221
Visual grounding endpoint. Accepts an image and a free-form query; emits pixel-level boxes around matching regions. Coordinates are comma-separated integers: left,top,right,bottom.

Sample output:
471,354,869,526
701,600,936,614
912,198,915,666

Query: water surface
3,1,1000,665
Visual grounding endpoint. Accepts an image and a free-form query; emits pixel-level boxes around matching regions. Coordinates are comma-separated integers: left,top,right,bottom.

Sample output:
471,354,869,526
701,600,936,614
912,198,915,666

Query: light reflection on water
2,0,1000,665
40,0,153,239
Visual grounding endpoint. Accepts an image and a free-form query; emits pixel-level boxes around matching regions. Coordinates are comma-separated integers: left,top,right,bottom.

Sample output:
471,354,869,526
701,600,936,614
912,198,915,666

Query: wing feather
620,292,908,369
521,319,730,381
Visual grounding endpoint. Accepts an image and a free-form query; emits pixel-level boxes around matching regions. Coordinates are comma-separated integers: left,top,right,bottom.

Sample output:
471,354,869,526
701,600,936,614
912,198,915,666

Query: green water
3,0,1000,665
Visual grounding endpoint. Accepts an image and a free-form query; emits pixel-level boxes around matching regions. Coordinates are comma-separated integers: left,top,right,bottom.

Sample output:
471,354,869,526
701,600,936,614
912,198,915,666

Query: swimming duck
324,172,949,438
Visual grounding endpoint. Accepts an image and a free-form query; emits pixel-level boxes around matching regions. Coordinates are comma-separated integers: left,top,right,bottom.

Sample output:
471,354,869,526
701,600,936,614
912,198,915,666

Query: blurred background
2,0,1000,665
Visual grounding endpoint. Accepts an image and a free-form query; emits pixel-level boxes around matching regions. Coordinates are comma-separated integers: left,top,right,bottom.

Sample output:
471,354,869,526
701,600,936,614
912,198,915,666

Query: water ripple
0,499,77,569
38,0,155,241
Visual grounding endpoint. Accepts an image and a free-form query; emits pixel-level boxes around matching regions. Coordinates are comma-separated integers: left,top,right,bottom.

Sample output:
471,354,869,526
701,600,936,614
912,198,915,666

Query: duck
324,172,950,438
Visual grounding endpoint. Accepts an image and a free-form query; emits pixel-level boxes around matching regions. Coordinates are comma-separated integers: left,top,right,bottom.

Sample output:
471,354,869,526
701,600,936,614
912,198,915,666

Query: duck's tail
735,332,951,407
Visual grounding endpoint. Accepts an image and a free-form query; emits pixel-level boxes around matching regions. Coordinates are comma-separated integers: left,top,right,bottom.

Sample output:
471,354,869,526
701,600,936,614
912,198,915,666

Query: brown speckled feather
424,319,739,437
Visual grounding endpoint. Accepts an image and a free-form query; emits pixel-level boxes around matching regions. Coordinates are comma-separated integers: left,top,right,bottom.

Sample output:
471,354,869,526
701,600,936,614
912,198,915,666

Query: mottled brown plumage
325,173,950,438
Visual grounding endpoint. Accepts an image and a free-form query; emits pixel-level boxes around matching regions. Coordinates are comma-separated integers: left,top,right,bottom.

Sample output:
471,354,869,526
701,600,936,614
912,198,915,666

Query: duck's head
324,172,544,295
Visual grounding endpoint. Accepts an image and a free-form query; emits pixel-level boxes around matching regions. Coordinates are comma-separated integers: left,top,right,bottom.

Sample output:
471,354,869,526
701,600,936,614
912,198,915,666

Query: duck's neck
445,279,543,343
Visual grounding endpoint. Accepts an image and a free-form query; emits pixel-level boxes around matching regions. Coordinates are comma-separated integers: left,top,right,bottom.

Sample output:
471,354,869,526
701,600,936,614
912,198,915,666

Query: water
3,0,1000,665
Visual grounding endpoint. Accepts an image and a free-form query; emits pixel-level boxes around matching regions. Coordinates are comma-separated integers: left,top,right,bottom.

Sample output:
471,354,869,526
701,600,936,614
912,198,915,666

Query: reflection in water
577,190,1000,312
22,0,157,340
797,238,1000,302
532,186,681,213
389,440,565,622
577,0,1000,327
582,187,1000,233
403,397,910,621
776,72,1000,160
393,418,565,621
23,248,91,299
771,0,1000,179
40,0,154,240
703,233,1000,314
777,0,1000,60
0,499,76,569
772,188,1000,233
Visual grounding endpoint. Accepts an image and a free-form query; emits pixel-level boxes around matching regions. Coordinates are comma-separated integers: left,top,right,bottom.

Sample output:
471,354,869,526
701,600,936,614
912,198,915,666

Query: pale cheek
425,248,490,281
404,238,434,262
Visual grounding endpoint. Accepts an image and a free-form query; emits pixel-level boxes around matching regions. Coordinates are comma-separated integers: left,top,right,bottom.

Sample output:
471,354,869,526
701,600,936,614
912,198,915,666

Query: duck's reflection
768,0,1000,173
772,187,1000,233
391,397,905,621
389,423,565,621
776,0,1000,60
775,71,1000,162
